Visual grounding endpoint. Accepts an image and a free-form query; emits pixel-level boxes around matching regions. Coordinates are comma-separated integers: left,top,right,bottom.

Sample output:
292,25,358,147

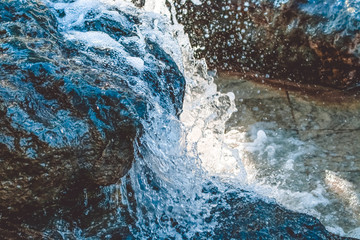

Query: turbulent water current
11,0,359,238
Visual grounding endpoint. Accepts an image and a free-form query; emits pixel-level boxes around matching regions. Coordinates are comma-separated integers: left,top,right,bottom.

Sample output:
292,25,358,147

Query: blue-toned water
41,0,359,238
41,1,245,238
2,0,359,239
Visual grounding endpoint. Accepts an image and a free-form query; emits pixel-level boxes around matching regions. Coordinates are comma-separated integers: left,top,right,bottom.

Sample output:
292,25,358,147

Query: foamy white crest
133,0,247,182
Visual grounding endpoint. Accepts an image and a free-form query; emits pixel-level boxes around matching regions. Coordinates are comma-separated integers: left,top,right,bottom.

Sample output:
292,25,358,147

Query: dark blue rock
0,0,185,237
0,0,355,239
209,188,346,240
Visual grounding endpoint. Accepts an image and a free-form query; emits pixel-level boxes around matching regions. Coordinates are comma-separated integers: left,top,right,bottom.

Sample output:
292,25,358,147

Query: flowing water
40,0,360,238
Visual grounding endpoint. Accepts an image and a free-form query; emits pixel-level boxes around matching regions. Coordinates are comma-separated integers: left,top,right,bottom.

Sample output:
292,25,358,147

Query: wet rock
210,188,347,240
216,74,360,235
192,183,354,240
173,0,360,89
0,0,185,236
164,182,352,239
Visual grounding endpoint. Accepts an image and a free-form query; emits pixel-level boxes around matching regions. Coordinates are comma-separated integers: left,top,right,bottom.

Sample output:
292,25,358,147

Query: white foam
41,0,360,237
325,170,360,217
191,0,202,5
65,31,125,50
348,227,360,238
127,56,145,71
223,122,360,237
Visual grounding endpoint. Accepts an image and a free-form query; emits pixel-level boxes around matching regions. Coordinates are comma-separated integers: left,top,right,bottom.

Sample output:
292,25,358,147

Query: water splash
116,1,247,237
40,0,242,238
39,0,359,238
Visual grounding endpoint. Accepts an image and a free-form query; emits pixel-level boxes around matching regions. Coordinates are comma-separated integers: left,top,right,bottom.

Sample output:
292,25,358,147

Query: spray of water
41,0,245,238
117,1,249,237
41,0,360,238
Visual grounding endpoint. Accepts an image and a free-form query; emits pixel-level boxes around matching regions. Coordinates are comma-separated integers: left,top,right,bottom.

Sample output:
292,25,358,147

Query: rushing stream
2,0,359,239
42,0,246,237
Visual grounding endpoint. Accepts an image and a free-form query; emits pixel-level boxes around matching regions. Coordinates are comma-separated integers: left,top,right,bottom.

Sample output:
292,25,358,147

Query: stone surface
0,0,185,237
173,0,360,89
215,74,295,130
208,186,345,240
0,0,356,239
291,97,360,131
216,73,360,236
